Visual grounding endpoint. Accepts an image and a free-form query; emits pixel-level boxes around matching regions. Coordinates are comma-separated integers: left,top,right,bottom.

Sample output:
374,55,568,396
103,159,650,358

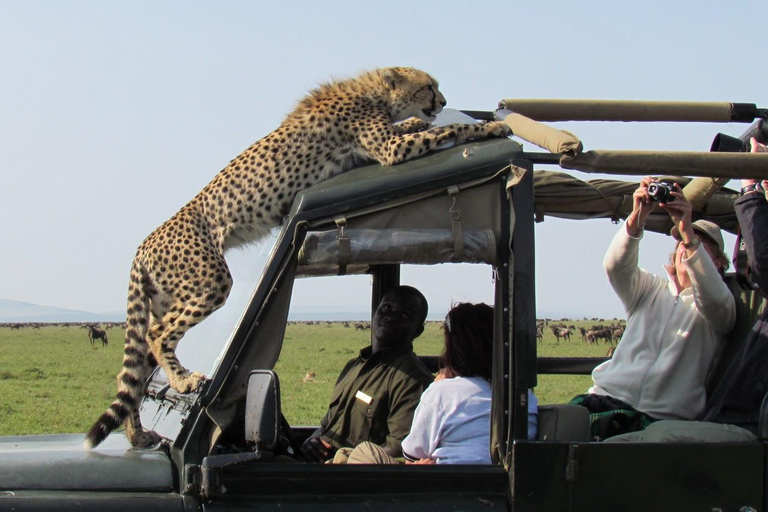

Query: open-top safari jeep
1,100,767,511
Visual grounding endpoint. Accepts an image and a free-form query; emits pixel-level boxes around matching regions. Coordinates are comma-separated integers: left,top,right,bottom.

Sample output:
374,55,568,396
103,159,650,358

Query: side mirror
245,370,281,451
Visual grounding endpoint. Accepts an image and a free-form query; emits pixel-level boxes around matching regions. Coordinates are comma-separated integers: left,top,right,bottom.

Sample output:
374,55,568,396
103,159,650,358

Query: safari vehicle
2,101,768,512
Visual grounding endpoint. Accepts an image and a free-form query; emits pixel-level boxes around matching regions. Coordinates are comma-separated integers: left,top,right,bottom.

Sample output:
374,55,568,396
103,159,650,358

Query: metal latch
335,216,350,276
447,186,464,260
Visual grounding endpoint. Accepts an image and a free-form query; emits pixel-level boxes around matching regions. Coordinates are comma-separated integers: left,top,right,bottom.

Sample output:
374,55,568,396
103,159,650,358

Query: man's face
371,290,425,349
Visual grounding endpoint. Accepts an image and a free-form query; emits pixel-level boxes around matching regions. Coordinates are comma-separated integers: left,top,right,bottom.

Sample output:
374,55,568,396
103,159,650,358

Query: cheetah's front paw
483,121,512,138
171,371,207,394
397,117,431,134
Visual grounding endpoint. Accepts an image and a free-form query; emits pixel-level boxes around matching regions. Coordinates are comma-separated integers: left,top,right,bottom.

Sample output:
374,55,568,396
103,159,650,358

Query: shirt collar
662,263,693,297
358,343,413,363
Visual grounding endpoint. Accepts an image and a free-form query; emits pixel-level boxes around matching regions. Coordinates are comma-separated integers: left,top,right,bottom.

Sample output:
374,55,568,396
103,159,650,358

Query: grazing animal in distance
302,371,316,383
86,325,109,348
550,325,571,343
84,66,511,449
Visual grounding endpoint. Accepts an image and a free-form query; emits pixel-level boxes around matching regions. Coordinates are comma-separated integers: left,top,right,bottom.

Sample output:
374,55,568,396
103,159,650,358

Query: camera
710,118,768,153
710,133,749,152
647,181,677,203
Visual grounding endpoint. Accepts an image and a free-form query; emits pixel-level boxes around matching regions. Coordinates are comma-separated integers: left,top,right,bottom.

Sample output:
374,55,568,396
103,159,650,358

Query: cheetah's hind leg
146,284,233,394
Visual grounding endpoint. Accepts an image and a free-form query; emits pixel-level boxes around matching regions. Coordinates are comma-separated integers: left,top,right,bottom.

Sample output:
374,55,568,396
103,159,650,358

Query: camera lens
647,182,675,202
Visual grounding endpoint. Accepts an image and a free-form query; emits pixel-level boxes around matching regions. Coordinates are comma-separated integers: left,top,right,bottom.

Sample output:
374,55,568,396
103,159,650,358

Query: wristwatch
682,237,700,250
740,183,764,195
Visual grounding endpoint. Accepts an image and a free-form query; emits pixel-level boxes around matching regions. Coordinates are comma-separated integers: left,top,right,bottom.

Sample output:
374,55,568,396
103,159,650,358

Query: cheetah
84,66,510,449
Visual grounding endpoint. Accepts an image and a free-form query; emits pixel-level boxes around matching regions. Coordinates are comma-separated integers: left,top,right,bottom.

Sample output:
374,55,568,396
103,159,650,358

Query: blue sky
1,1,766,321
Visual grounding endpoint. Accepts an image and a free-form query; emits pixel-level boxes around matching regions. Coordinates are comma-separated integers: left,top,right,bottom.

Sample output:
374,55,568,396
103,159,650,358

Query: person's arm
736,138,768,293
664,189,736,332
603,220,651,315
737,193,768,293
660,187,698,258
382,367,432,456
300,359,357,462
625,176,657,237
683,245,737,333
527,389,539,440
603,178,660,312
300,415,335,462
399,385,442,461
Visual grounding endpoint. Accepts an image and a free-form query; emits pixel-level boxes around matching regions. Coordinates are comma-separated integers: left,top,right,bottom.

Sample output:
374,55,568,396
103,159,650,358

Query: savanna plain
0,321,619,436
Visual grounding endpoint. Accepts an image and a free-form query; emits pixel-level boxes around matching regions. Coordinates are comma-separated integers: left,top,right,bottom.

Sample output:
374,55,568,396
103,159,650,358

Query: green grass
0,320,618,436
0,325,125,436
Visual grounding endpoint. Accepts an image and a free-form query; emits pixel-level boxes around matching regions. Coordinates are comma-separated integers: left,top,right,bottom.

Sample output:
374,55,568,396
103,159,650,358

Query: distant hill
0,299,122,323
0,299,584,324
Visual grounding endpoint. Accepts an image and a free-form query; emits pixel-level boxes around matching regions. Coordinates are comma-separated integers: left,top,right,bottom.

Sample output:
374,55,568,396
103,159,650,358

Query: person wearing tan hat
669,219,730,277
606,137,768,443
570,176,736,441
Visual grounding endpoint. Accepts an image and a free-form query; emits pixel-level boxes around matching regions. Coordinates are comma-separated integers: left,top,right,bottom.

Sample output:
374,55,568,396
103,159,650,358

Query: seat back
706,274,767,397
537,404,591,441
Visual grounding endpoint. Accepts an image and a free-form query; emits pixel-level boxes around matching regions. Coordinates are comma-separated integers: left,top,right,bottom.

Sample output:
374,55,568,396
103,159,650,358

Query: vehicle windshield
171,108,482,377
175,237,277,376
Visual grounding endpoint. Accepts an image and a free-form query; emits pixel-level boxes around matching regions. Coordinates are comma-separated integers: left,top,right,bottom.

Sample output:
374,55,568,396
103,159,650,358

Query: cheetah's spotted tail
84,261,152,449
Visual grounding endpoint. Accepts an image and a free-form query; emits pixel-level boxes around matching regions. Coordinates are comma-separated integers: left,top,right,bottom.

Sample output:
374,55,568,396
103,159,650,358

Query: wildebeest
550,325,571,342
586,328,613,345
86,325,109,347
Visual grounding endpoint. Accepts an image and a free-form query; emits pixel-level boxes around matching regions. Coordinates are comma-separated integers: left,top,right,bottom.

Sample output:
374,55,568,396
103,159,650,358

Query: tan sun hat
671,219,726,256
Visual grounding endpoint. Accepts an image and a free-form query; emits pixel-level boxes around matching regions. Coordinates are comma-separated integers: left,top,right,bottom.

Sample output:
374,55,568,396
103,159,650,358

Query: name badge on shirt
355,390,372,404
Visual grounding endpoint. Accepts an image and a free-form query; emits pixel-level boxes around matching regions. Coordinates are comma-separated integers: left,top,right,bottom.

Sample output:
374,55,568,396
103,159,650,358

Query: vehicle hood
0,433,173,492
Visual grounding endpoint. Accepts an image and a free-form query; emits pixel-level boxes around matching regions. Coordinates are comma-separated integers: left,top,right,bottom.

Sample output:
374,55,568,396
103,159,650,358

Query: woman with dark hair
438,302,494,381
348,302,538,465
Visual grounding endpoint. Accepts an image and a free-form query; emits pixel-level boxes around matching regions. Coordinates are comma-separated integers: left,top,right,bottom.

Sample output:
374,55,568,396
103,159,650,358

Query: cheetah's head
382,67,447,123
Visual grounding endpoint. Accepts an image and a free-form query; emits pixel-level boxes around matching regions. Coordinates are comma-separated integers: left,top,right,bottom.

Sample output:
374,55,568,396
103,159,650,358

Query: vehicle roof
288,137,740,235
290,138,523,219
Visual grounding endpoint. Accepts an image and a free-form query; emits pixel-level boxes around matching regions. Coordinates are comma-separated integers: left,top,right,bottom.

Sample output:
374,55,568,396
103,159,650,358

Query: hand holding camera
628,178,689,238
647,181,677,203
654,181,695,243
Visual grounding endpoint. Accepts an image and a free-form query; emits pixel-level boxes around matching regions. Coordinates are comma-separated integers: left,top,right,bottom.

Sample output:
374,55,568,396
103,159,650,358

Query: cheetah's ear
382,68,404,91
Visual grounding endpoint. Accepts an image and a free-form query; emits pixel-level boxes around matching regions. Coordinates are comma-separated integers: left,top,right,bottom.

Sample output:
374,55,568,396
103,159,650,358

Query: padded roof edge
290,138,523,218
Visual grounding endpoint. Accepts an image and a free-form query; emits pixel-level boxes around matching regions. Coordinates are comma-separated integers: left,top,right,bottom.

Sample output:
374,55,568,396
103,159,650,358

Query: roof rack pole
496,100,764,123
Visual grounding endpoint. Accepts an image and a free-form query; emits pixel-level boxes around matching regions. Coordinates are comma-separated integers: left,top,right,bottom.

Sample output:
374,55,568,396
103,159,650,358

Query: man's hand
661,186,695,245
300,435,335,463
626,176,657,236
744,138,768,202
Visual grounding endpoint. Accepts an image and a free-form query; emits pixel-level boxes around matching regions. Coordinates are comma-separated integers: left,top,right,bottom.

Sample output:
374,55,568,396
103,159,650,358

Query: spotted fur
84,66,510,449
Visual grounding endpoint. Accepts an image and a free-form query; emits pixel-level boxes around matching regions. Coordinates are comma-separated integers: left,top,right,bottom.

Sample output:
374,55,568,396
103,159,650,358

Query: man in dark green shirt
301,285,434,462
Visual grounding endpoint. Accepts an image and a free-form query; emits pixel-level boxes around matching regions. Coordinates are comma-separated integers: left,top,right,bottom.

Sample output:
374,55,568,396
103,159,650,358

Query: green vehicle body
1,115,767,511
